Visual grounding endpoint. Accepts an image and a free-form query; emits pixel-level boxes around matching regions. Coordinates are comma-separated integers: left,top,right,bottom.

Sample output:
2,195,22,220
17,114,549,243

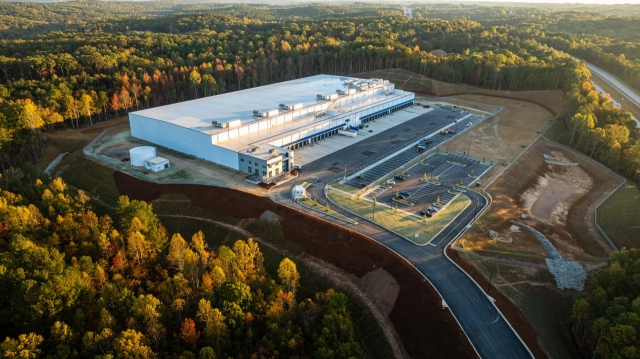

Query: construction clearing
458,137,622,267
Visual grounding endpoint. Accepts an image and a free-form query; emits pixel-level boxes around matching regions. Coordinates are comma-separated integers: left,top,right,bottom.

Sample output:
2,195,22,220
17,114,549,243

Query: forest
2,1,637,186
571,250,640,359
2,2,640,358
0,177,362,358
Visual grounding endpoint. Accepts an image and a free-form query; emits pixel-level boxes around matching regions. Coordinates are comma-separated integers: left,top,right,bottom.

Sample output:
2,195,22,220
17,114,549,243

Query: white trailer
338,129,357,137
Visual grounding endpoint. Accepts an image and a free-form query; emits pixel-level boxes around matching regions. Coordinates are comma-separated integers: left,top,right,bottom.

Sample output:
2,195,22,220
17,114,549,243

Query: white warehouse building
129,74,415,182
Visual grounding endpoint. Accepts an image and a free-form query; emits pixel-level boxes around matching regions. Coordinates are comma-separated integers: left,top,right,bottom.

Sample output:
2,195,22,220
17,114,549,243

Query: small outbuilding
293,185,306,199
145,157,170,172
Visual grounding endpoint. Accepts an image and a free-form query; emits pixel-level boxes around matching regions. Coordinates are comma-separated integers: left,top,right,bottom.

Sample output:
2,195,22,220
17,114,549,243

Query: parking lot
344,112,480,189
366,152,492,216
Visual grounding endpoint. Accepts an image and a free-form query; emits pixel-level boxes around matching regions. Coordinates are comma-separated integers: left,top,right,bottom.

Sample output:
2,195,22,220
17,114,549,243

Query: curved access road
269,107,533,358
271,181,531,358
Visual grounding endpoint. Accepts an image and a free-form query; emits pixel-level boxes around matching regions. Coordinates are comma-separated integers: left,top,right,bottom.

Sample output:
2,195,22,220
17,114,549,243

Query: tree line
0,176,362,358
0,8,589,176
572,250,640,358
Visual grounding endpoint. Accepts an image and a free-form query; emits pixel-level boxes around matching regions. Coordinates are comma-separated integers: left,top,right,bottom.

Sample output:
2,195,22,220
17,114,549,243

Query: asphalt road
583,60,640,128
585,61,640,108
269,106,532,358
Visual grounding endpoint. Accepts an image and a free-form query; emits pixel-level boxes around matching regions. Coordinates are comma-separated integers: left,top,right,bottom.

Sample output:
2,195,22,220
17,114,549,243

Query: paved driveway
270,106,532,359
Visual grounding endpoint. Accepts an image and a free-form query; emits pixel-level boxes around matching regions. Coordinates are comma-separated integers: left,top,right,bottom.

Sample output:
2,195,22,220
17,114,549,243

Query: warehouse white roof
131,74,361,133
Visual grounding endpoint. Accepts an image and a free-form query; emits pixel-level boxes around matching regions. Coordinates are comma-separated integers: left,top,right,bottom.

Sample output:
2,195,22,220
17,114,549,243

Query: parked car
397,195,408,200
428,206,439,213
393,175,405,181
360,183,367,187
400,172,410,178
423,105,430,108
387,179,396,186
399,191,410,198
293,165,302,170
420,209,433,217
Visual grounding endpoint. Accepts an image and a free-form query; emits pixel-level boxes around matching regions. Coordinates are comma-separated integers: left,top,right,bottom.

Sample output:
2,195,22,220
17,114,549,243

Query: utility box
293,185,306,199
145,157,170,172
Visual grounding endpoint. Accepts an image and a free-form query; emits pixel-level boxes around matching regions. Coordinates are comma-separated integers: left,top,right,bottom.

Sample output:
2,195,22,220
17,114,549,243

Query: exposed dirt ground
40,116,130,171
359,268,401,317
460,138,620,265
443,94,556,188
113,171,478,359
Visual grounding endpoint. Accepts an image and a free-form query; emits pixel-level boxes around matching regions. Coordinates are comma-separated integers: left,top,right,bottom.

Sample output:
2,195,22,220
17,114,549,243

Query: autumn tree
278,258,300,294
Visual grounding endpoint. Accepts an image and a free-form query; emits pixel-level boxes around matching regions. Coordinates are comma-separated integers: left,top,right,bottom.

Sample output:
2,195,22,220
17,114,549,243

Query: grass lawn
467,255,579,359
298,198,357,224
327,187,471,245
330,182,361,194
597,183,640,249
59,155,121,214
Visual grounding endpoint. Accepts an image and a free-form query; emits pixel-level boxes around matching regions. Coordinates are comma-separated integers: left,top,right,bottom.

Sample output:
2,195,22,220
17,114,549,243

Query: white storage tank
130,146,157,166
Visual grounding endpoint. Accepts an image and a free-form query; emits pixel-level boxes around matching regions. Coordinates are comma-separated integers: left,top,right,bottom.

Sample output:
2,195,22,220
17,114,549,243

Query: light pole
344,164,347,180
372,199,376,220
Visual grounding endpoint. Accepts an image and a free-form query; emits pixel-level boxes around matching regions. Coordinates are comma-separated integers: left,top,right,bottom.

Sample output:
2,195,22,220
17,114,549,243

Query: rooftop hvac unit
251,147,259,153
317,94,338,100
280,103,303,110
253,109,278,117
212,120,241,129
316,111,326,117
269,149,280,155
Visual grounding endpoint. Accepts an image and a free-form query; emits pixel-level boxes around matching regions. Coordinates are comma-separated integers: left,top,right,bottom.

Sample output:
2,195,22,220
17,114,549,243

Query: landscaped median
327,184,471,245
297,197,358,224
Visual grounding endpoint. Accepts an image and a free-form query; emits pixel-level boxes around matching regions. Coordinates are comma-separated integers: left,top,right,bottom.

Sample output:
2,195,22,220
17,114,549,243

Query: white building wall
130,114,240,170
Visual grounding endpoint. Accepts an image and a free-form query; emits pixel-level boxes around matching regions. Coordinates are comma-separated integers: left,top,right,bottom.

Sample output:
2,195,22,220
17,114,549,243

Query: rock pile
545,258,588,291
511,220,587,291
